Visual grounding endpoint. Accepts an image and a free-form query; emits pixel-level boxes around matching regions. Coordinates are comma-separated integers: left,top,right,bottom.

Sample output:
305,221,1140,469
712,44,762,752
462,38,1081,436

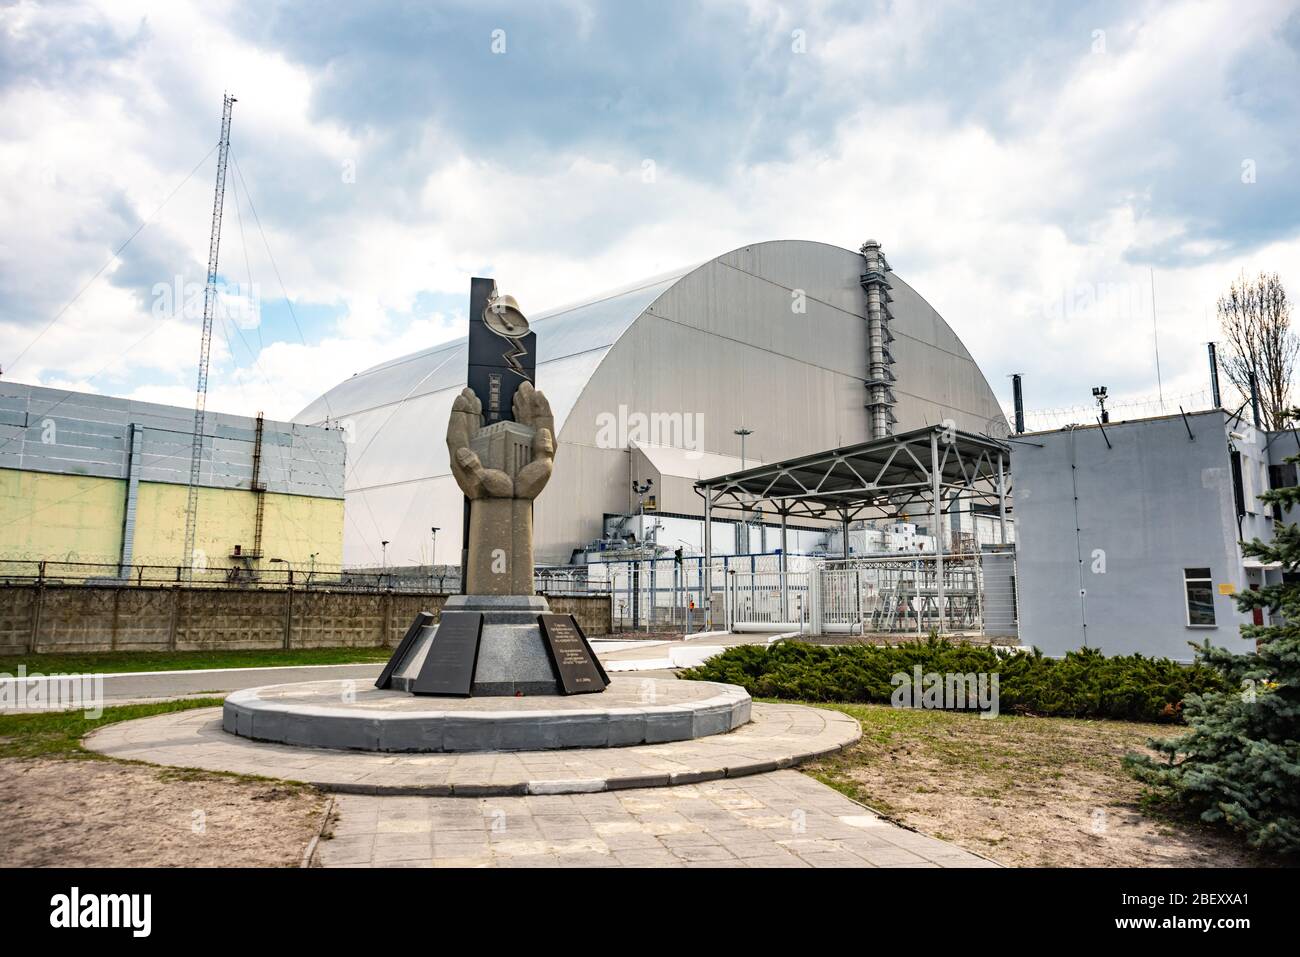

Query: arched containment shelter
295,240,1008,568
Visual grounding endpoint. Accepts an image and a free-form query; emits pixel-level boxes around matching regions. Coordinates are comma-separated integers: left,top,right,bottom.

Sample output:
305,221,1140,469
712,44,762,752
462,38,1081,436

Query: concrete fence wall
0,585,613,655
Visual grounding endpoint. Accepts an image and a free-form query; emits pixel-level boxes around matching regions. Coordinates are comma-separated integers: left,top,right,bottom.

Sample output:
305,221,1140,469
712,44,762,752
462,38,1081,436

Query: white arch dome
296,240,1006,566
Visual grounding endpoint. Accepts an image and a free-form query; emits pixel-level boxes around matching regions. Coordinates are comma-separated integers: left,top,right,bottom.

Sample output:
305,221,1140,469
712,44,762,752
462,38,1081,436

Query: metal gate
724,570,811,633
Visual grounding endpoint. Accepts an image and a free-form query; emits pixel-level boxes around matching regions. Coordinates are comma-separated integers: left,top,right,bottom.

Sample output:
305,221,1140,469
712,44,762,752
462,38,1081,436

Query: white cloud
2,0,1297,428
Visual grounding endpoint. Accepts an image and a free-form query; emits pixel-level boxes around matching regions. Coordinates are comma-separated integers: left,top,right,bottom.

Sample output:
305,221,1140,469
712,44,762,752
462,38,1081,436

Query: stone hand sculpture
447,381,555,595
448,381,555,499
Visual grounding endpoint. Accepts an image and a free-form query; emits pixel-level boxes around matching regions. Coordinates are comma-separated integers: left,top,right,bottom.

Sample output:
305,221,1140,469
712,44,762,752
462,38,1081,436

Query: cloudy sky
2,0,1298,424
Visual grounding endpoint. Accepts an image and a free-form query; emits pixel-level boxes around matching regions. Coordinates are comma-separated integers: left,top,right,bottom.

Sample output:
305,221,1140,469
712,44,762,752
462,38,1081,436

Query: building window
1269,462,1298,490
1269,463,1295,523
1184,568,1216,627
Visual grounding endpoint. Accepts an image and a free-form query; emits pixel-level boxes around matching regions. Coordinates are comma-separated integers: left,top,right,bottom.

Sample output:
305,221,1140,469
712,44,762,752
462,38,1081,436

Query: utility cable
5,142,219,375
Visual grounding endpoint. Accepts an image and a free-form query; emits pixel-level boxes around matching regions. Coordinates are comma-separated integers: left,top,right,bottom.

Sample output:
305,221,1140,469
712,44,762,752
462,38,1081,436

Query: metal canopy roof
695,424,1012,522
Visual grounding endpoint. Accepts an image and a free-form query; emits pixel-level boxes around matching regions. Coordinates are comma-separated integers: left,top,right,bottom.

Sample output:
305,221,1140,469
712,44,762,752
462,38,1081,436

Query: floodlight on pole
1092,386,1109,424
733,428,753,470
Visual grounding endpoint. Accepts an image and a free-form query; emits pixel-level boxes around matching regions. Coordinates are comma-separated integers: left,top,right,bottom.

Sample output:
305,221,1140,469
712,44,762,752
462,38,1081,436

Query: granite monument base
383,595,564,697
221,676,752,753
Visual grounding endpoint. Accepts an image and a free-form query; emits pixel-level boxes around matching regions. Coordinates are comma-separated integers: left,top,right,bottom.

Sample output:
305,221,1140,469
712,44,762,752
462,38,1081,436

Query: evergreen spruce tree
1126,423,1300,855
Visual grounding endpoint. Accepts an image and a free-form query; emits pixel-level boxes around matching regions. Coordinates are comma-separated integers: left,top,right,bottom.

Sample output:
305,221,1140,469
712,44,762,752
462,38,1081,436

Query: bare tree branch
1218,271,1296,430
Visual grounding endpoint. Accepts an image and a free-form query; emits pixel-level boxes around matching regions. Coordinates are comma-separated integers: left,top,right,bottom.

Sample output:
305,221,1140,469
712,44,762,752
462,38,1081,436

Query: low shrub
679,637,1226,723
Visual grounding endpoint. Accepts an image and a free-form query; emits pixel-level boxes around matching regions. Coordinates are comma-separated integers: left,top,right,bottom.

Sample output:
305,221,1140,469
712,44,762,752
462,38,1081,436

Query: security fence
0,558,443,592
723,550,1019,638
813,556,982,634
2,550,1017,638
724,569,811,632
0,583,613,655
546,550,1017,637
0,558,596,598
545,553,797,633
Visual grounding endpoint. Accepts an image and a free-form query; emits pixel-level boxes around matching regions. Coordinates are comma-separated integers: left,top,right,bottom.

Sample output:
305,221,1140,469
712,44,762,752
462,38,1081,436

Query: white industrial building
296,240,1008,569
1013,408,1283,662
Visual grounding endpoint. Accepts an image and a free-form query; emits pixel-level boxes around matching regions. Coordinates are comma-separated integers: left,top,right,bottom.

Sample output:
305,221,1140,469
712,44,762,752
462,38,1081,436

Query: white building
1014,409,1278,662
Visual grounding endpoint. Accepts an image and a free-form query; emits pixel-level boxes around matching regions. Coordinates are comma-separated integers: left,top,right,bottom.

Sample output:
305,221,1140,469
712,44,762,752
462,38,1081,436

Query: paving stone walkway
87,702,859,795
316,769,997,868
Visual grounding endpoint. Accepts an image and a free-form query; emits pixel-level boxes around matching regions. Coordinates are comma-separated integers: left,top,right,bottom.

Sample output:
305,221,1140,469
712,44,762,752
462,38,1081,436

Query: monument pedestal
222,600,751,754
386,595,558,696
221,676,751,753
380,595,609,697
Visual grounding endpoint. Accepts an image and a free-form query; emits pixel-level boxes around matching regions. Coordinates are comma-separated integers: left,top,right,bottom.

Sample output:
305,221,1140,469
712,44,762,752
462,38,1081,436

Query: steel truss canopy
694,425,1012,522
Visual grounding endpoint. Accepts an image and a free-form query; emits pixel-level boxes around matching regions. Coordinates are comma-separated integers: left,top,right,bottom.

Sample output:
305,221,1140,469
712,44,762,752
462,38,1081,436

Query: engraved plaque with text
538,614,609,695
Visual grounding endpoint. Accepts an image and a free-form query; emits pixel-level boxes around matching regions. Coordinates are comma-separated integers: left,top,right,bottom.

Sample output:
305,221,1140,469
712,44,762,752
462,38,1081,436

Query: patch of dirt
0,757,328,867
805,705,1269,868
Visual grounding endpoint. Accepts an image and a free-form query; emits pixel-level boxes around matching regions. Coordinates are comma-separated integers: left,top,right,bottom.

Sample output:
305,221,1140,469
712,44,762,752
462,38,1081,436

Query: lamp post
1092,385,1110,423
269,556,292,586
381,540,389,589
734,428,753,553
630,480,654,629
429,527,440,591
733,427,753,469
631,479,653,521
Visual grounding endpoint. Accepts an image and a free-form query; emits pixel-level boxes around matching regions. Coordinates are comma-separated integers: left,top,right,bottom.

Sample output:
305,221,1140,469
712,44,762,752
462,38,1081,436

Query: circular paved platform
84,701,860,796
222,677,750,752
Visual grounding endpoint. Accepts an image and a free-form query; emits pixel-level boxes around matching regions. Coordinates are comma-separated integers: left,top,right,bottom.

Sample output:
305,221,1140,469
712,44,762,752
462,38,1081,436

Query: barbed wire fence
1005,387,1221,433
0,558,612,596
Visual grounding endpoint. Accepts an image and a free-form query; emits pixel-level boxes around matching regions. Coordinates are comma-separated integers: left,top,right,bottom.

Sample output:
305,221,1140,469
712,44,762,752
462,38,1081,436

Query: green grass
791,698,1269,864
786,699,1157,811
0,697,225,760
0,646,393,676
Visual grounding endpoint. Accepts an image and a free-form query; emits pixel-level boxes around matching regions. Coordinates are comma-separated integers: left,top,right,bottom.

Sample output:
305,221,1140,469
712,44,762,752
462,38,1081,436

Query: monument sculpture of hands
448,381,554,500
512,381,556,499
447,381,556,594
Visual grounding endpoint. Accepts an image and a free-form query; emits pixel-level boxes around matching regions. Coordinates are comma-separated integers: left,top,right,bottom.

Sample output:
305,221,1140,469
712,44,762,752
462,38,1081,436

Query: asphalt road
3,635,749,712
4,662,387,711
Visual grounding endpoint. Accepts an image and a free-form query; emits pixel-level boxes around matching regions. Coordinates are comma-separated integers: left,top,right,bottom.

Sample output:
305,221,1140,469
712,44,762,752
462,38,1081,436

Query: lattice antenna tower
182,93,236,579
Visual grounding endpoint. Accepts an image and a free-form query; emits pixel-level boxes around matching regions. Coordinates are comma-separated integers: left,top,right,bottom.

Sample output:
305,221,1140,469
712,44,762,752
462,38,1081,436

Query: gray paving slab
313,770,997,869
84,701,860,795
